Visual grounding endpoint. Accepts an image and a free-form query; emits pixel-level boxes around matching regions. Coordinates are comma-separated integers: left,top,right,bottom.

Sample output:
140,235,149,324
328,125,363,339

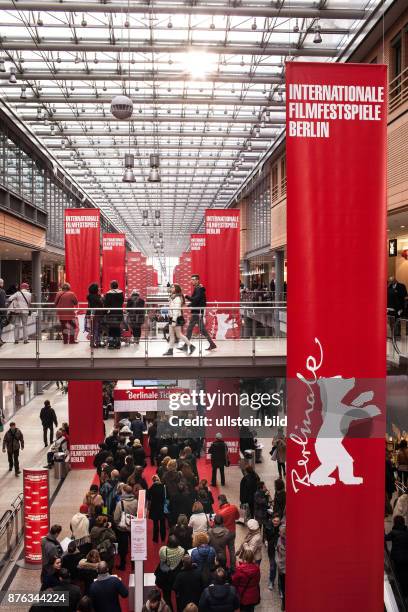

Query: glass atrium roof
0,0,385,255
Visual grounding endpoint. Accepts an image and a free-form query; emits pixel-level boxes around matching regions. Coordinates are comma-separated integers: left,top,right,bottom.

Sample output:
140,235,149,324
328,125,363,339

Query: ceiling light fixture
293,19,300,33
148,154,161,183
313,22,322,44
142,210,150,227
154,210,162,226
20,84,27,99
0,59,5,73
251,18,257,31
9,67,17,84
81,14,87,27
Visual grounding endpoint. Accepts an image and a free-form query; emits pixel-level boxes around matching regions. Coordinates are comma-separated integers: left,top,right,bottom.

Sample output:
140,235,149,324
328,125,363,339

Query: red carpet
113,458,221,610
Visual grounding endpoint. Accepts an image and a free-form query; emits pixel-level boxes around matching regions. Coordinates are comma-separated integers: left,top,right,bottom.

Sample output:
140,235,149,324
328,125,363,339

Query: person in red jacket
232,548,261,612
217,494,240,571
54,283,78,344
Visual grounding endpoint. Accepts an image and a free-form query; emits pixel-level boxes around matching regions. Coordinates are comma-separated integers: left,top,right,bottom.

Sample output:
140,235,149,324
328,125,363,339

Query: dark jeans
47,451,55,466
43,425,54,446
61,320,76,344
278,461,286,478
8,450,19,473
211,464,225,486
152,518,166,543
185,313,212,343
269,555,277,585
278,573,286,609
116,529,130,569
130,324,142,340
91,318,101,347
241,606,255,612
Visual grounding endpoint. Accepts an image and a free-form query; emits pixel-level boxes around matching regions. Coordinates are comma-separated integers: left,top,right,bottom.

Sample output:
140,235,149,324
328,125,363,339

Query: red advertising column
286,63,387,611
64,209,100,304
24,468,49,564
102,233,126,294
205,209,240,339
191,234,206,287
69,381,104,469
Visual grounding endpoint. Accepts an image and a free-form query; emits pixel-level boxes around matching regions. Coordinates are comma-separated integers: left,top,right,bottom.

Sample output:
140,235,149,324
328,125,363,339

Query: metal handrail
0,493,24,577
384,542,408,612
389,66,408,114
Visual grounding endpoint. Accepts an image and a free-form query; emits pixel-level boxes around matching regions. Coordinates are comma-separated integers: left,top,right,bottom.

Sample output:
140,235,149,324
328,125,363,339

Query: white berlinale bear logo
309,377,380,487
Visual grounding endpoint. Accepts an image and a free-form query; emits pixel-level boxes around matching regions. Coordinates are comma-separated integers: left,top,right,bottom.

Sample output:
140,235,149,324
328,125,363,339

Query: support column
31,251,42,304
68,381,104,469
275,249,285,301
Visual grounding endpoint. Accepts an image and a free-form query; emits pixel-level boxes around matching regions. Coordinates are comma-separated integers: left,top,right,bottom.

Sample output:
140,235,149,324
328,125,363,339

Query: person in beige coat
113,485,138,570
70,504,90,540
237,518,263,564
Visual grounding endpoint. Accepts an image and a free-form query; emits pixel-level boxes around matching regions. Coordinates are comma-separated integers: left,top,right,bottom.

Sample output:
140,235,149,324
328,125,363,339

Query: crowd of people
29,415,287,612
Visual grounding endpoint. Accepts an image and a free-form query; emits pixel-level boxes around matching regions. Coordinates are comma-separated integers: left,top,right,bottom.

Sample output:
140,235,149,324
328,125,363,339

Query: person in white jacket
7,282,32,344
70,504,90,540
163,284,195,356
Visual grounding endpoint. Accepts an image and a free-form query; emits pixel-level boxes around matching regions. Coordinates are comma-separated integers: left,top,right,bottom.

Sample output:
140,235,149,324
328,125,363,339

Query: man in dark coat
89,561,128,612
126,290,145,344
2,422,24,476
209,433,229,487
40,400,58,446
180,274,216,351
387,278,407,316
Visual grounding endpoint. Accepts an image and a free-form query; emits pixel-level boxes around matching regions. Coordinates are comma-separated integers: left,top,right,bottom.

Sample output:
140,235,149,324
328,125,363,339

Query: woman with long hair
163,284,195,356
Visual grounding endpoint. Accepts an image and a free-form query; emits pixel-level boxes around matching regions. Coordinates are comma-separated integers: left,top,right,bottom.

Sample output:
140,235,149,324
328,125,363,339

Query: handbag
270,447,278,461
163,485,170,515
118,500,132,530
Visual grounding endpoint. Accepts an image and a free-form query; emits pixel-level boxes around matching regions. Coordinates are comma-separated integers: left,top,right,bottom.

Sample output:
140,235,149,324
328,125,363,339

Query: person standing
40,400,58,447
0,278,7,347
54,283,78,344
87,283,104,348
113,484,138,570
179,275,216,352
126,289,145,345
208,433,229,487
8,282,32,344
276,525,286,611
239,466,260,519
272,430,286,479
2,421,24,476
397,440,408,487
89,561,128,612
217,495,239,572
104,280,124,349
231,549,261,612
163,284,195,356
147,475,167,544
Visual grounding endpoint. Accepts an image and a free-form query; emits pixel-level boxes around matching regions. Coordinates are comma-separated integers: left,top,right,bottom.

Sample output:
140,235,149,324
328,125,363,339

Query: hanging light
61,139,66,149
74,53,80,64
9,67,17,84
111,94,133,120
148,154,161,183
154,210,161,226
20,84,27,99
251,19,257,31
37,14,43,27
0,58,5,72
56,52,61,63
122,153,136,183
167,18,173,29
293,19,300,33
313,22,322,44
142,210,150,227
81,14,87,27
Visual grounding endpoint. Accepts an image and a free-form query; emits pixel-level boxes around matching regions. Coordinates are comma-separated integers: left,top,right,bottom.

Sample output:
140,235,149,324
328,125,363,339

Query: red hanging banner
190,234,206,287
205,210,240,339
102,233,126,294
64,209,100,304
24,468,49,564
127,252,147,299
69,381,104,470
286,63,387,612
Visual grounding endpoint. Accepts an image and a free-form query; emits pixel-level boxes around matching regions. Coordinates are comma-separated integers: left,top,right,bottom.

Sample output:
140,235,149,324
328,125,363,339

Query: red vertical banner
102,233,126,294
69,381,104,470
205,209,240,339
286,63,387,611
191,234,206,286
127,252,147,299
64,209,100,304
24,468,49,564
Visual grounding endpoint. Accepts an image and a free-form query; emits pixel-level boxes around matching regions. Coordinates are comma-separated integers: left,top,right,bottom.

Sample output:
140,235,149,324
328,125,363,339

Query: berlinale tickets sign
286,63,387,612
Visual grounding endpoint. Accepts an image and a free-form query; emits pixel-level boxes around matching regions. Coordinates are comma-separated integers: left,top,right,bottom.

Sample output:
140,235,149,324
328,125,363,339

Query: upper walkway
0,303,287,379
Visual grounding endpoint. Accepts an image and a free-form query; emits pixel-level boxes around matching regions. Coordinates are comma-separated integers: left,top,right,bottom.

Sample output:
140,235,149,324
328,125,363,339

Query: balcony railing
389,66,408,115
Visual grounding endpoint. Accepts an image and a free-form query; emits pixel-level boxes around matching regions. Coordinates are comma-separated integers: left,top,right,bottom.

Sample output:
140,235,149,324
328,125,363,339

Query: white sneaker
268,582,274,591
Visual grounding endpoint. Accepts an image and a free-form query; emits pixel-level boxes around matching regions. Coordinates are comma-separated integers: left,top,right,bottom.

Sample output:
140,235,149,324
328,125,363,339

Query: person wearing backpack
190,532,216,587
155,534,184,611
198,567,239,612
100,469,120,517
90,516,117,573
7,282,32,344
113,484,138,570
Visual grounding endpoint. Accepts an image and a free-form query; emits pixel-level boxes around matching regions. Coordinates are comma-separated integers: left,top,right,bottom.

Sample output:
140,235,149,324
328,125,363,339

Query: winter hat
79,504,89,514
247,519,260,531
120,425,132,434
